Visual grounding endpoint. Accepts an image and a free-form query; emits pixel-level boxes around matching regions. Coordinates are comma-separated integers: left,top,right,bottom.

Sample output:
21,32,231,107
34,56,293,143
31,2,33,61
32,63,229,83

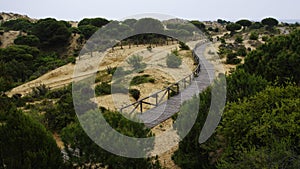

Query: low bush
130,75,155,86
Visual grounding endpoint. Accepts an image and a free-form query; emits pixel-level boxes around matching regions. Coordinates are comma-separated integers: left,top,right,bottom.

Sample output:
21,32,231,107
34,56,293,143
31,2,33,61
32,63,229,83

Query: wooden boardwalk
138,43,215,128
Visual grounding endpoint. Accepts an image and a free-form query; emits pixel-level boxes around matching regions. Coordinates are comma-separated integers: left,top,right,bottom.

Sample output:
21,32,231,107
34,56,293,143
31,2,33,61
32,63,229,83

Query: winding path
138,42,215,128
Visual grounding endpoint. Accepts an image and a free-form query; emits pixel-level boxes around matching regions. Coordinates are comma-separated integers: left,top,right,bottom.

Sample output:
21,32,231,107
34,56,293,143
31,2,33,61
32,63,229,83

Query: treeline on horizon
0,14,299,168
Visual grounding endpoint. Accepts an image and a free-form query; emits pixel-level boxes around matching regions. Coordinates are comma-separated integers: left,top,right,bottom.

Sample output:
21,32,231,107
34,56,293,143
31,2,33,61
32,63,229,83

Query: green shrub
31,84,49,98
226,52,241,64
262,35,269,41
235,36,243,43
14,35,40,46
95,82,111,96
236,46,247,56
166,52,182,68
130,74,155,86
249,31,259,40
129,89,140,101
127,55,146,70
179,41,190,50
106,66,117,75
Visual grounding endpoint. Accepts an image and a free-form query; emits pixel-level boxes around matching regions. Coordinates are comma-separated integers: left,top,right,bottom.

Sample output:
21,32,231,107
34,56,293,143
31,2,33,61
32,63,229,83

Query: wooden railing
119,49,201,114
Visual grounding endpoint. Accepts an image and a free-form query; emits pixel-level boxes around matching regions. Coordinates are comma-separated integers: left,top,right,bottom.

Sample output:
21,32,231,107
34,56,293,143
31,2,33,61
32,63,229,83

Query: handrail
120,44,202,114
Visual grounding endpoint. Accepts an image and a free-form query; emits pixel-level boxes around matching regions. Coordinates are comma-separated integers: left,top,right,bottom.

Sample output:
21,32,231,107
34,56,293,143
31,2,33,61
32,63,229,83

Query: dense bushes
31,18,71,48
216,85,300,168
243,29,300,85
173,29,300,169
0,106,63,168
61,109,159,168
14,35,40,46
2,18,33,32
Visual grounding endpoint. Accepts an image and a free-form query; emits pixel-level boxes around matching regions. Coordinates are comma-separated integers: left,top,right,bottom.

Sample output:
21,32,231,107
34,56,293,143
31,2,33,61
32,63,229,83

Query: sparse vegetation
130,74,155,86
127,54,146,70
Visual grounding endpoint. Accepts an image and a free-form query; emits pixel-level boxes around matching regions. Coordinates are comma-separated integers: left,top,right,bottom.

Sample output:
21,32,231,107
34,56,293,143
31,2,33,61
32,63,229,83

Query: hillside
1,13,299,169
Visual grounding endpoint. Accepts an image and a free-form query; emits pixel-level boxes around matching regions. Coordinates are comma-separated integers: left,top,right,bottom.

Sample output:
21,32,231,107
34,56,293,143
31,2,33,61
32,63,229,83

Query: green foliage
226,23,242,34
78,17,109,27
134,18,164,33
0,107,63,168
31,84,49,98
217,19,230,25
234,35,243,43
0,45,40,90
95,82,111,96
190,20,206,31
127,54,146,70
236,19,252,28
106,66,117,75
61,109,159,168
123,19,137,27
226,52,241,64
129,89,141,101
172,88,213,169
14,35,40,46
78,25,98,39
179,41,190,50
261,35,269,41
243,29,300,85
130,74,155,86
166,51,182,68
226,69,268,102
31,18,71,48
45,92,76,131
249,31,259,40
236,45,247,56
249,22,263,30
216,85,300,168
2,18,33,32
261,17,279,28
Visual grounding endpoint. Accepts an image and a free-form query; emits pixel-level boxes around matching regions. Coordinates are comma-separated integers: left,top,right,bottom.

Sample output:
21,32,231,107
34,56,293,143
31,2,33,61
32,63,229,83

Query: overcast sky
0,0,299,21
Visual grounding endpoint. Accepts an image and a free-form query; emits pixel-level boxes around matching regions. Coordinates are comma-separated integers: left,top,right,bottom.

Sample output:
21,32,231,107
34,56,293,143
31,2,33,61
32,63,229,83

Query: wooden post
167,88,170,99
155,94,158,106
140,101,143,113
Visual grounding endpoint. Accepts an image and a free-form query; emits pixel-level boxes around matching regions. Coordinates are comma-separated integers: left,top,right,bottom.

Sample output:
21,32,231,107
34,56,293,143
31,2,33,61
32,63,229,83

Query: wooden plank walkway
138,43,215,128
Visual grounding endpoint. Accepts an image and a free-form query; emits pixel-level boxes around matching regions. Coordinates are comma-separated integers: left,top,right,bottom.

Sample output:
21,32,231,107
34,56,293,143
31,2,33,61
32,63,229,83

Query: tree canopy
134,18,164,34
0,104,63,169
226,23,242,34
78,17,109,27
31,18,71,48
236,19,252,28
243,29,300,85
261,17,279,28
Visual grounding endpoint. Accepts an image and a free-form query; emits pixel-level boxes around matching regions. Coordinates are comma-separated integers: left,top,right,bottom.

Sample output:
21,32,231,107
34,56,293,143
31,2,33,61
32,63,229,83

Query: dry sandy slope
6,45,176,97
94,45,195,111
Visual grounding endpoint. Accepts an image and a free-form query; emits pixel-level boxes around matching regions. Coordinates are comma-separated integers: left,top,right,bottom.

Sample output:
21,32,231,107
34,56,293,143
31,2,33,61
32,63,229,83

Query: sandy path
148,41,225,169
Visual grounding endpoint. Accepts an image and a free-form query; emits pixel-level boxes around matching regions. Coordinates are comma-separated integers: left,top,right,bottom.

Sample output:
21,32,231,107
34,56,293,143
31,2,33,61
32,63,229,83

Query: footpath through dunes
138,42,215,128
138,42,219,168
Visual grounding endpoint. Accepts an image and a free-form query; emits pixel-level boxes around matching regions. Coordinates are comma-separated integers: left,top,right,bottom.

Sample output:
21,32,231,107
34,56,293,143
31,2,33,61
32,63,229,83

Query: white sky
0,0,299,21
